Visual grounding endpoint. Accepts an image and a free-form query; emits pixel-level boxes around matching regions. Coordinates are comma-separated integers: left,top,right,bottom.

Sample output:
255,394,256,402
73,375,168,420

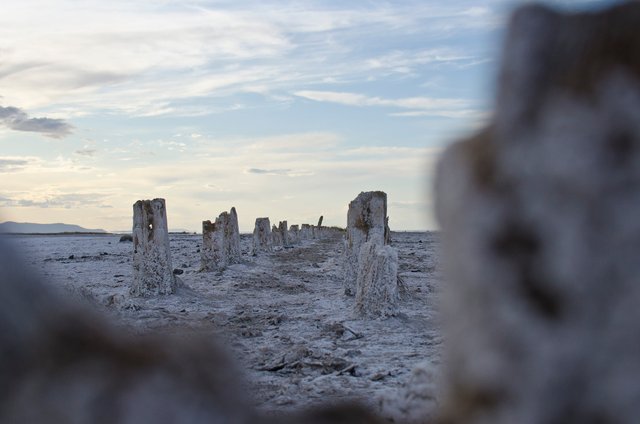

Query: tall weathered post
343,191,390,295
271,224,282,247
201,207,241,271
252,217,272,255
354,242,399,317
289,224,300,245
131,198,176,296
300,224,313,240
278,220,289,247
344,191,398,317
315,215,325,239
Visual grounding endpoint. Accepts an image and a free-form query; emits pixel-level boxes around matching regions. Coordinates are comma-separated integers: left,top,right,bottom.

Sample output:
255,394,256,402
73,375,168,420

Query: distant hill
0,221,107,234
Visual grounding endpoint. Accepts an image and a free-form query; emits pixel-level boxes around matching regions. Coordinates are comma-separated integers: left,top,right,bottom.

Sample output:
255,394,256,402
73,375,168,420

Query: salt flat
6,231,442,419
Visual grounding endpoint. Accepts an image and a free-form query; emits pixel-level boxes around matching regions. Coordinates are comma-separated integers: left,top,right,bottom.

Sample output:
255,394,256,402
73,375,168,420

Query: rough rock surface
343,191,390,296
201,207,241,271
354,241,399,317
435,3,640,423
131,198,176,296
251,218,272,255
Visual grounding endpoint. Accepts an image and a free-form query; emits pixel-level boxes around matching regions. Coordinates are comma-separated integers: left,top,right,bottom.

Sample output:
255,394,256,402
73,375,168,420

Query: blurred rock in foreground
436,2,640,423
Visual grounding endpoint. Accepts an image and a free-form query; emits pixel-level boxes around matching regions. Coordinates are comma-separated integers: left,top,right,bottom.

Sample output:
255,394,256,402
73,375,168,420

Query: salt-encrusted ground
6,231,442,420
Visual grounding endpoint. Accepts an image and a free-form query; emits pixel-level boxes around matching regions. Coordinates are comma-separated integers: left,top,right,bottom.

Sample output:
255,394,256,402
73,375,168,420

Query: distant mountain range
0,221,107,234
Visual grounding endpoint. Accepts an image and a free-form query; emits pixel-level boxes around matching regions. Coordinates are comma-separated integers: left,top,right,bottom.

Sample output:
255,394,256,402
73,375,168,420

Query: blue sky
0,0,620,232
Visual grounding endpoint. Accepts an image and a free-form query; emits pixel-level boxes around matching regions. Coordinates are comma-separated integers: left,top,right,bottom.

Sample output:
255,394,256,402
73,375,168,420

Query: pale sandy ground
7,231,442,420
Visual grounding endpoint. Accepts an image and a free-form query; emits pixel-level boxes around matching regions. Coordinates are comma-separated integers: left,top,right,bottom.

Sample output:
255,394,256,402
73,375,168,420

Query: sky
0,0,622,232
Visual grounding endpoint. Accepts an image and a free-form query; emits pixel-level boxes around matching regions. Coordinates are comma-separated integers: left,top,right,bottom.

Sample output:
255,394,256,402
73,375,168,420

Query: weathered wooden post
131,198,176,296
252,217,272,255
201,207,241,271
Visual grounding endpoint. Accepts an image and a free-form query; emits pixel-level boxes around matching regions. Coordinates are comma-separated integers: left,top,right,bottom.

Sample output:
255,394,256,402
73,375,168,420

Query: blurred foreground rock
0,237,251,423
435,3,640,423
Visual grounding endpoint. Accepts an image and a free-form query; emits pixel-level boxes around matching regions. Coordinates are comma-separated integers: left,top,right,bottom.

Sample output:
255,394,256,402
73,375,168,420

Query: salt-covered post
354,242,399,317
300,224,312,240
435,3,640,423
343,191,391,296
271,224,282,247
131,198,176,296
289,225,300,245
314,216,325,239
228,207,240,259
201,220,217,271
279,220,289,247
201,207,241,271
251,217,272,255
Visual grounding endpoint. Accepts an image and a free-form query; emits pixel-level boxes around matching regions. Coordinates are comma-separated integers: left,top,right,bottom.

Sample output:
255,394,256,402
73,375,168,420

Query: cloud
0,156,43,172
74,148,98,157
0,1,500,117
0,155,99,175
0,158,30,172
294,90,479,118
0,106,73,138
243,132,341,152
245,168,313,177
0,130,440,231
363,48,484,76
246,167,290,175
390,200,428,210
0,192,111,209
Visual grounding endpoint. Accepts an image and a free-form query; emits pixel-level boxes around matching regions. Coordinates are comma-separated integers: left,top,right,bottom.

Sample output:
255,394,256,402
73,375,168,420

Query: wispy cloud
0,130,442,230
0,106,73,138
363,48,484,76
390,200,428,209
0,1,498,117
246,168,291,175
74,148,98,157
0,192,111,209
0,156,43,172
0,158,31,172
245,167,314,177
294,90,480,118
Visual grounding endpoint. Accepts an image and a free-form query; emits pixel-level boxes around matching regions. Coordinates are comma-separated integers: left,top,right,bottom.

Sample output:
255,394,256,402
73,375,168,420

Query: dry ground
8,231,442,419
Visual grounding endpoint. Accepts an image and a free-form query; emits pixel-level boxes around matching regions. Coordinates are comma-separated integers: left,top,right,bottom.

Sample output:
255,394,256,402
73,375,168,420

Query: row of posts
131,199,333,296
131,193,400,318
